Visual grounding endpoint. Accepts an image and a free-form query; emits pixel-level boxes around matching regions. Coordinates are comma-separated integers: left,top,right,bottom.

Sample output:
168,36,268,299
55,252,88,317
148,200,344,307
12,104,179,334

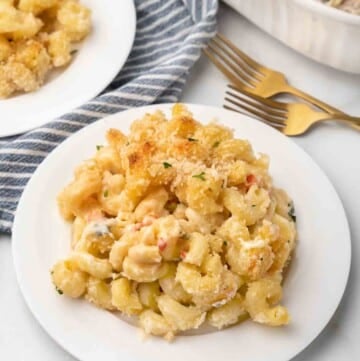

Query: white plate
12,104,351,361
0,0,136,138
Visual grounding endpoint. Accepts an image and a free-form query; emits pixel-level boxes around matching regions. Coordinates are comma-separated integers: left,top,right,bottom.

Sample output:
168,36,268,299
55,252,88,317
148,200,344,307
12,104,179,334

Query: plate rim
0,0,136,138
12,103,352,361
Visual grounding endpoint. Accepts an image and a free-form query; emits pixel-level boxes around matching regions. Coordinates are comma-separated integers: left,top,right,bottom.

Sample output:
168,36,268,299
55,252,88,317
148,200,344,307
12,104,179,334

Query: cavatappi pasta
51,104,297,340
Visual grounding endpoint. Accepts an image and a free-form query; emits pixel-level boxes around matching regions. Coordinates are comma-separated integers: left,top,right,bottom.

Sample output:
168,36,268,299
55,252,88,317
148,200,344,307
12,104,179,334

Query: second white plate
12,104,351,361
0,0,136,138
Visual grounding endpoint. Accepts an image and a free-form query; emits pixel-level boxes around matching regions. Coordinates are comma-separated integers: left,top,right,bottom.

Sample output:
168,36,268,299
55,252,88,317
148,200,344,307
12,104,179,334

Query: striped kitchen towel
0,0,218,234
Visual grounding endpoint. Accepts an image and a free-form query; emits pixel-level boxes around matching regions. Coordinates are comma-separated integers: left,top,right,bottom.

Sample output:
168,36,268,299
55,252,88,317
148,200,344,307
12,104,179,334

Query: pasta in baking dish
51,104,297,340
321,0,360,14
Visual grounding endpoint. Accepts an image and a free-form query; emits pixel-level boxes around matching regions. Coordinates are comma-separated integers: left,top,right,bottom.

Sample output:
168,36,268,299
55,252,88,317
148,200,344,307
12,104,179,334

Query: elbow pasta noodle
138,282,161,311
139,309,173,340
85,277,115,311
51,104,297,339
207,295,248,329
111,278,143,316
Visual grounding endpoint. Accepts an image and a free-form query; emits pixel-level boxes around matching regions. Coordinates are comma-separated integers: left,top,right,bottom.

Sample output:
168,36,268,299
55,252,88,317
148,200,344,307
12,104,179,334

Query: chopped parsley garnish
192,172,206,181
223,240,228,246
56,287,63,295
96,145,103,151
288,202,296,222
103,190,109,198
163,162,172,169
213,141,220,148
188,137,198,142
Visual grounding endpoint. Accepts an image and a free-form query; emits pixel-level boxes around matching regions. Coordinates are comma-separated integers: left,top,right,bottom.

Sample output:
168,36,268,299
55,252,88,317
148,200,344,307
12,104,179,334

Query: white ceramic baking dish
223,0,360,73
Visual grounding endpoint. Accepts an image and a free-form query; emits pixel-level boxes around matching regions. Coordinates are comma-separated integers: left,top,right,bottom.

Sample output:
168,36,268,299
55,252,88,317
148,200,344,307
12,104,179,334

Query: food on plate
51,104,297,340
0,0,91,99
321,0,360,14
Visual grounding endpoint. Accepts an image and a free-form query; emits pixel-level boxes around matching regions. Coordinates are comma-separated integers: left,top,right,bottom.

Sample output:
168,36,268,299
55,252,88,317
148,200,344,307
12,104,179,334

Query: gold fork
204,33,360,124
224,85,359,136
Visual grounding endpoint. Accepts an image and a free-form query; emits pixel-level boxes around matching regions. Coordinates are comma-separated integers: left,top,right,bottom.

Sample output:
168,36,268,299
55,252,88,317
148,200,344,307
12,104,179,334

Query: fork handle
314,115,360,132
284,85,360,131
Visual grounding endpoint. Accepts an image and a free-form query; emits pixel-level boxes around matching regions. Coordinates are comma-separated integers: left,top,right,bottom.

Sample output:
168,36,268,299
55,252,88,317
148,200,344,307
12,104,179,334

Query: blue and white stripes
0,0,218,233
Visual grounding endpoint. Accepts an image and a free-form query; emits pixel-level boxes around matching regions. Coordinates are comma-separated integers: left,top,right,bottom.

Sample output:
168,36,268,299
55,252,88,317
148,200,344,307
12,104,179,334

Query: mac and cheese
51,104,297,340
0,0,91,98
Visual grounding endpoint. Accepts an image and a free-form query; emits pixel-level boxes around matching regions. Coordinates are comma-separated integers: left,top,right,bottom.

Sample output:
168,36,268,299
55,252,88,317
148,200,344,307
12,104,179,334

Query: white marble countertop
1,3,360,360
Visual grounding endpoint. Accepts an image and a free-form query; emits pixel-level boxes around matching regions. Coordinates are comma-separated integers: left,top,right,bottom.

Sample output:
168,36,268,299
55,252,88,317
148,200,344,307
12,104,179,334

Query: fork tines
224,85,286,128
204,33,265,89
